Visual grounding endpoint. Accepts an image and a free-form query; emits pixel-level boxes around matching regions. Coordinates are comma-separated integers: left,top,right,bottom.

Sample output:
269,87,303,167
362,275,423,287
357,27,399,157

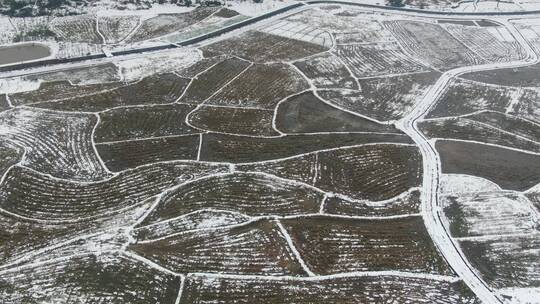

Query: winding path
396,20,538,304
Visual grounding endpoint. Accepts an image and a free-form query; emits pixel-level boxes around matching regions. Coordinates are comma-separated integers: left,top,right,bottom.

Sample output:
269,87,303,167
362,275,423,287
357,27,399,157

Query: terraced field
3,3,540,303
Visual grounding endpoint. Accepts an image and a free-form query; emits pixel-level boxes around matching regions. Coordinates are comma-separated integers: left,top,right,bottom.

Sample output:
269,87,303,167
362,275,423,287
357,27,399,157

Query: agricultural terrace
0,2,539,303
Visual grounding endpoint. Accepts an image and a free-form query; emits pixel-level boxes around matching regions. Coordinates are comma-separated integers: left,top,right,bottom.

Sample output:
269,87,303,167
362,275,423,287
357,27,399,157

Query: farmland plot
0,162,227,222
465,111,540,143
383,20,485,69
199,132,412,164
293,53,358,89
188,106,278,136
206,63,309,109
50,15,103,44
181,274,478,304
9,80,122,106
437,140,540,191
97,16,140,44
275,92,403,134
281,216,451,275
201,31,328,63
426,78,517,119
318,71,440,121
141,172,324,226
35,73,189,112
0,254,181,304
443,24,526,63
180,57,251,104
127,7,217,42
461,63,540,87
334,43,430,78
96,134,201,171
96,104,198,143
0,197,156,267
0,108,109,181
129,219,307,275
0,213,80,265
238,144,422,201
442,192,539,237
460,234,540,289
419,118,540,153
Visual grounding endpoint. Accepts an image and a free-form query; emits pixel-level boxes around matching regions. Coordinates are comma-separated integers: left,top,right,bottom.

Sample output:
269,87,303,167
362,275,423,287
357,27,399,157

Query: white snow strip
275,219,316,277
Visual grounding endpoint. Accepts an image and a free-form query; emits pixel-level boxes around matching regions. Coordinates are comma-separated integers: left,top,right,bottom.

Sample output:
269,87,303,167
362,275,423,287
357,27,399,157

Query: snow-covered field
1,2,540,303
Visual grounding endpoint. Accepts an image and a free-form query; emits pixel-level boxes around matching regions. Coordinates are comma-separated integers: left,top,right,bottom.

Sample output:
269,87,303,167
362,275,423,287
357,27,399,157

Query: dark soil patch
437,139,540,191
275,91,402,134
476,20,500,27
1,94,10,111
438,19,476,26
461,64,540,87
214,8,240,18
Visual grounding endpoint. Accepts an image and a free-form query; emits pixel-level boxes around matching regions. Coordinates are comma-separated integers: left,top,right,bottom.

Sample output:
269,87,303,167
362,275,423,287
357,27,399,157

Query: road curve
396,20,539,304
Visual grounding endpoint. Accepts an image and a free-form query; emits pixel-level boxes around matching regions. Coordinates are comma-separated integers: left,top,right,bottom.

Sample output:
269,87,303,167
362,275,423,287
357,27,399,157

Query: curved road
396,20,539,304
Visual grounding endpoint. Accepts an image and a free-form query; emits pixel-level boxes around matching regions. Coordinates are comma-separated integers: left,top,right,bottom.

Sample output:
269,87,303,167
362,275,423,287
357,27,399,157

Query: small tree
388,0,405,7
